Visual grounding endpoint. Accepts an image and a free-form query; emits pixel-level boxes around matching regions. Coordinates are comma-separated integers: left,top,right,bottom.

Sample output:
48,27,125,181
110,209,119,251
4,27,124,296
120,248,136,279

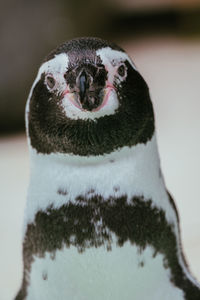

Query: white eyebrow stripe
31,53,69,94
25,53,69,127
96,47,137,70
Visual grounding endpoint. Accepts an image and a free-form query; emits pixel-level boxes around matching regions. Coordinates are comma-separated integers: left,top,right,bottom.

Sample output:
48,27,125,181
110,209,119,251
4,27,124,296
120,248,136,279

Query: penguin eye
46,76,55,89
117,64,126,77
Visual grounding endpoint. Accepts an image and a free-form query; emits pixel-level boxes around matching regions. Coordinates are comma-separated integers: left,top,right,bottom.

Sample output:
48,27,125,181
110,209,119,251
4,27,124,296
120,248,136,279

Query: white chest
27,243,184,300
23,135,187,299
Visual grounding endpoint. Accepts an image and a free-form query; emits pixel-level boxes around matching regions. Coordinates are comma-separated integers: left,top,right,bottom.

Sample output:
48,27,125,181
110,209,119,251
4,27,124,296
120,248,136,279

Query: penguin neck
29,133,160,167
26,133,167,226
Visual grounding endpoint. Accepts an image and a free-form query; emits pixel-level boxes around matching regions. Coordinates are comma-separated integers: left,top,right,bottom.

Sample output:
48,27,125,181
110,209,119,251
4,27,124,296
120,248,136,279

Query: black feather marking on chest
28,60,154,156
16,195,200,300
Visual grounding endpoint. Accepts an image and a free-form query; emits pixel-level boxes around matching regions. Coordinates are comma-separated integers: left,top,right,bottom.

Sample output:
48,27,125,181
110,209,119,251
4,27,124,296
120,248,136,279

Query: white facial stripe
96,47,137,93
25,53,69,124
32,53,69,94
96,47,137,71
41,53,69,76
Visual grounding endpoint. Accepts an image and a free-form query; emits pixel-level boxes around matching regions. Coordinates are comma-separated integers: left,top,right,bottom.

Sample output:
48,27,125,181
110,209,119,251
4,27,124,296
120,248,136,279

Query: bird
15,37,200,300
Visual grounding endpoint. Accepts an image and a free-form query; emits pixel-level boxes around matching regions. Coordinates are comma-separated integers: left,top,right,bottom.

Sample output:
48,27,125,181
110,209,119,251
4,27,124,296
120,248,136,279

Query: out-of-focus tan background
0,1,200,299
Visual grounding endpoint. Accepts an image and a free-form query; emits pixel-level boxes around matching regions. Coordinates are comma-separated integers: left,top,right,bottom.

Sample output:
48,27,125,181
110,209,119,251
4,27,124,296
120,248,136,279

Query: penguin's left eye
117,64,126,77
46,76,55,89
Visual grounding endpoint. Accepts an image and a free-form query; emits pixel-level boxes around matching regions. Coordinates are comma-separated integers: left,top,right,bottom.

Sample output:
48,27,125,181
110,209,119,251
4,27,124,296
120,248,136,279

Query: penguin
15,37,200,300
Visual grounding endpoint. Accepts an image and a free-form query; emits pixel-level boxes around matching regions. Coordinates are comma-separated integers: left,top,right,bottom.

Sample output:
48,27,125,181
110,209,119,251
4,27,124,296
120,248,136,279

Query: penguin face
43,55,118,120
27,37,154,156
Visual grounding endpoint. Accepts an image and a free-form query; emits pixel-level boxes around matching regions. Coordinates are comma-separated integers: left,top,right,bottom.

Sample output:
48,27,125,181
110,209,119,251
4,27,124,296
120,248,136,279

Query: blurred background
0,0,200,299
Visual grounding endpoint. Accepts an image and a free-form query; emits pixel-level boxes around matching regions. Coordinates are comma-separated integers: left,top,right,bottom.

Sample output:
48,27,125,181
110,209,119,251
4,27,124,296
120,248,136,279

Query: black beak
79,70,90,103
64,63,107,111
75,66,106,111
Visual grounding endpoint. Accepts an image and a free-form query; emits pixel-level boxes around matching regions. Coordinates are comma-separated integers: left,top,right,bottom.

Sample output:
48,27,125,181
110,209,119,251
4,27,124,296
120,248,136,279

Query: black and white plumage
15,37,200,300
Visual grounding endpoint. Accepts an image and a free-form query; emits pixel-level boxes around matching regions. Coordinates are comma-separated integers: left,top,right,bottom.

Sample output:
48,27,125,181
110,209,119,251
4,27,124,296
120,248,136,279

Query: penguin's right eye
46,76,55,89
117,64,126,77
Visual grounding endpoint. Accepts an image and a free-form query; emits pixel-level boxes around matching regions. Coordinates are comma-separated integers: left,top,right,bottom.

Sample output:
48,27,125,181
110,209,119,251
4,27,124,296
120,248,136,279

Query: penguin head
27,37,154,156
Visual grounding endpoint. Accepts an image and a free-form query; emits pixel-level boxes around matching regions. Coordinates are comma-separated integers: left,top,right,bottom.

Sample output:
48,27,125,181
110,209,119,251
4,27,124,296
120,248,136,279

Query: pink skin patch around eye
62,83,115,112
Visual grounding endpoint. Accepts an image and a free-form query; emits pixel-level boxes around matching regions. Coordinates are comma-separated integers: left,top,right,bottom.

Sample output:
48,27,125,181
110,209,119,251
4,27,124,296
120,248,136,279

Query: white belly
27,243,184,300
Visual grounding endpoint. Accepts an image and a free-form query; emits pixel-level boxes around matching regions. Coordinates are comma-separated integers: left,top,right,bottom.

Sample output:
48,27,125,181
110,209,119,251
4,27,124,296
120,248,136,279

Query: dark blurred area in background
1,0,200,133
